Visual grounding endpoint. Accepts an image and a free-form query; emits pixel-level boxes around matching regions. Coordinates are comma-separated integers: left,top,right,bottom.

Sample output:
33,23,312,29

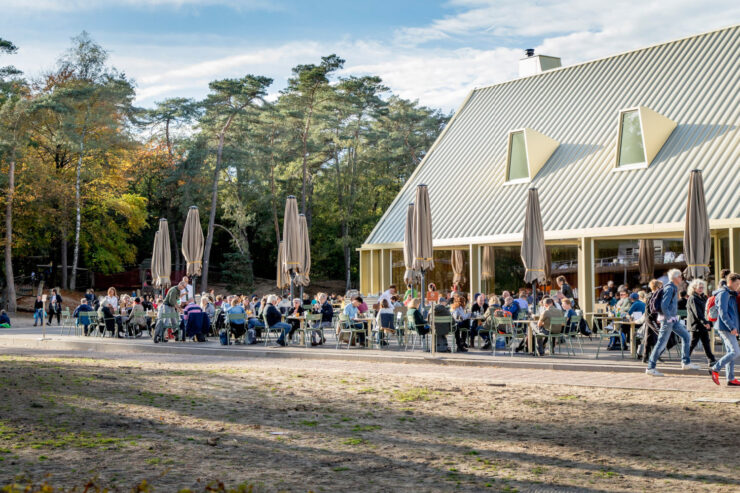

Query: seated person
375,299,395,346
534,297,564,355
433,298,451,352
502,296,520,319
0,310,10,328
73,298,92,335
450,295,470,352
128,297,149,337
470,294,489,349
286,298,304,340
263,295,292,346
342,296,366,345
226,298,249,343
357,297,368,315
407,298,430,336
562,298,577,333
628,292,646,318
97,299,119,336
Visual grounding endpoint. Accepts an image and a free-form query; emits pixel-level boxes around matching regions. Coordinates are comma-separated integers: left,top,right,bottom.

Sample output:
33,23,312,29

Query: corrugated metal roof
364,25,740,247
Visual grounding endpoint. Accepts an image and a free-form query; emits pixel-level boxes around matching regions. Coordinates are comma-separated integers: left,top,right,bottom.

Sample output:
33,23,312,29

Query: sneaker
481,342,492,350
727,379,740,387
681,362,701,370
709,369,720,386
645,368,664,377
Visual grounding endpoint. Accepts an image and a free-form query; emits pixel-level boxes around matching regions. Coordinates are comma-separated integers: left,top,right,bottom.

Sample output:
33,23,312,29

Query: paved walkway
1,314,733,394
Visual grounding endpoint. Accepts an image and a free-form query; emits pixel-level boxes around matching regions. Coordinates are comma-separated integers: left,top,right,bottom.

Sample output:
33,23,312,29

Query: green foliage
5,35,447,290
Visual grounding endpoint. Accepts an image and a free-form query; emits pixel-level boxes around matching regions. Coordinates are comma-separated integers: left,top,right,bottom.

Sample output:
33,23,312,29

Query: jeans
648,320,691,369
273,322,292,343
713,331,740,382
34,309,44,325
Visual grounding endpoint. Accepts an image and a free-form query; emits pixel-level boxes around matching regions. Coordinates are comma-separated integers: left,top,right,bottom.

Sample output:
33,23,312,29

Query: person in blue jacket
646,269,701,376
709,272,740,386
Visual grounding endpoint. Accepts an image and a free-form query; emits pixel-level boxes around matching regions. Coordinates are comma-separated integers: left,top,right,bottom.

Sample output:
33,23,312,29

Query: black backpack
649,287,665,315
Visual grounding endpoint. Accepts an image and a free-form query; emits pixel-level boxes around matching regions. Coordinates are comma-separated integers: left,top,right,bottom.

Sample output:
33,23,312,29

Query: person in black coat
47,289,62,325
687,280,716,365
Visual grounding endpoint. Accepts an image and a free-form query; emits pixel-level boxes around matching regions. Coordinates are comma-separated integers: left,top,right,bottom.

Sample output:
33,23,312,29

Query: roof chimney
519,49,561,77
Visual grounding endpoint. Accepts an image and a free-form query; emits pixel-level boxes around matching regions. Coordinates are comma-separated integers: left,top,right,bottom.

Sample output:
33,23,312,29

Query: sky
2,0,739,112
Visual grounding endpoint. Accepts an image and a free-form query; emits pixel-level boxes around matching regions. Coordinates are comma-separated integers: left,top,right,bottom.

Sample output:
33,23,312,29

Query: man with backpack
646,269,701,376
709,273,740,386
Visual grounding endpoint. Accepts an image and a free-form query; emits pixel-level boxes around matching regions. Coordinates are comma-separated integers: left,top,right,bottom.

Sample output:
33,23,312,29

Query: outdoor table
512,319,535,354
287,315,306,345
611,319,640,359
354,316,374,347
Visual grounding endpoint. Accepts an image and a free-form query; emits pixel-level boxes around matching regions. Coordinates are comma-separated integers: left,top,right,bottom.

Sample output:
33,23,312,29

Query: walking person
47,289,62,325
646,269,701,376
153,280,185,343
709,273,740,386
33,295,44,326
686,279,716,366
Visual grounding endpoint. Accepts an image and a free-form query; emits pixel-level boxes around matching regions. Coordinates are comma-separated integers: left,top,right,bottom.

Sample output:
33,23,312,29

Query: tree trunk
202,119,232,292
342,221,351,292
268,139,281,246
61,235,68,290
300,101,315,222
4,155,17,312
170,219,181,275
70,121,87,291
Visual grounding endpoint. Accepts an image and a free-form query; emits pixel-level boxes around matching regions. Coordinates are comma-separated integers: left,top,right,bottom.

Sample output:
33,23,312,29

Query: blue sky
2,1,739,111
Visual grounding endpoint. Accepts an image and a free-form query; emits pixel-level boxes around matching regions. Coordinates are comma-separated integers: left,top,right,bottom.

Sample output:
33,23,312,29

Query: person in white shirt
377,285,397,308
180,276,194,303
104,287,119,312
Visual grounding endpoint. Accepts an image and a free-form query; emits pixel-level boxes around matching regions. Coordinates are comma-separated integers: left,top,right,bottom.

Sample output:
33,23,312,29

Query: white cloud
2,0,280,12
6,1,739,112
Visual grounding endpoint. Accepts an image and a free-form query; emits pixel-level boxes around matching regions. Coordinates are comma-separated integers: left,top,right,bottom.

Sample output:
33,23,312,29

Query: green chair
74,311,97,337
431,315,453,352
156,312,180,341
262,311,285,346
534,316,567,356
59,308,73,336
564,315,584,356
298,313,323,348
405,309,428,352
226,312,247,343
336,313,365,349
595,322,625,359
493,316,521,356
476,316,496,355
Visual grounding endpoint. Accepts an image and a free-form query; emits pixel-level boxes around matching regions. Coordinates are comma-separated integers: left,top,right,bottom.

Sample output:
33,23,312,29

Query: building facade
359,25,740,315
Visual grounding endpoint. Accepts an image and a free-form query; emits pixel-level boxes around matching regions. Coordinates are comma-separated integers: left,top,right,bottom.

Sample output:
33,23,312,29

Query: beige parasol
639,239,655,284
683,170,711,280
282,196,301,279
481,246,494,281
151,230,160,287
181,206,204,277
521,188,546,285
153,218,172,290
412,184,434,272
403,203,419,285
295,214,311,287
451,250,466,286
276,241,289,289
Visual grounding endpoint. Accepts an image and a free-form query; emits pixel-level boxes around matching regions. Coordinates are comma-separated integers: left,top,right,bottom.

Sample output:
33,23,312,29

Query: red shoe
709,369,720,386
727,379,740,387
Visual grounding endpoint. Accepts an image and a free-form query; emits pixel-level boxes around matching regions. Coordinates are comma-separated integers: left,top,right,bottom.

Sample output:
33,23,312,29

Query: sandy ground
0,349,738,492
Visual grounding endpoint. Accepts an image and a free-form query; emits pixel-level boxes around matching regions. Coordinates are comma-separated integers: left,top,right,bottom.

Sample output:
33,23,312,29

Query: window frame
614,107,649,172
505,128,531,184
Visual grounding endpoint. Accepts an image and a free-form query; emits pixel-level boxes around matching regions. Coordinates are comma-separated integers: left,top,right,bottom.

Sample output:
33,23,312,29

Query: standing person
180,276,194,303
557,276,575,305
153,280,185,343
709,273,740,386
377,285,397,307
646,269,701,376
33,295,44,326
47,289,62,325
104,287,119,312
686,279,716,366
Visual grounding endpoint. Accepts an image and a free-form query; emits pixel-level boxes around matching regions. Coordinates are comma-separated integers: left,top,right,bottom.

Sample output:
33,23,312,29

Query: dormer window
505,128,559,184
615,106,677,171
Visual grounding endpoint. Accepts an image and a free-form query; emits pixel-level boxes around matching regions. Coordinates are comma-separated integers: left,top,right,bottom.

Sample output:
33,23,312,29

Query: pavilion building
358,25,740,315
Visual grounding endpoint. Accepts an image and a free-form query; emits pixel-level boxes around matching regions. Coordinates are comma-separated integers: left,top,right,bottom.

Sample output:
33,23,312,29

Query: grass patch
299,420,318,427
332,466,350,472
351,424,381,433
342,438,366,446
531,466,546,475
595,469,618,478
393,388,433,402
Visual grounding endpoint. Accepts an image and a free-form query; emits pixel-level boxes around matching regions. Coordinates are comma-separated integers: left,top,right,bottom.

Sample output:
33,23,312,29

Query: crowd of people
23,267,740,386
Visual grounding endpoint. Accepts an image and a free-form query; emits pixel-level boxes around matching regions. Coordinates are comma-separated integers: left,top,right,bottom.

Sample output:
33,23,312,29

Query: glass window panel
507,131,529,180
618,110,646,166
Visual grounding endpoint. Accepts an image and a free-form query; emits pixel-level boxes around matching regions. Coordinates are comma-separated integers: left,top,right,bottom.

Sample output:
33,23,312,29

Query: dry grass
0,354,738,492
